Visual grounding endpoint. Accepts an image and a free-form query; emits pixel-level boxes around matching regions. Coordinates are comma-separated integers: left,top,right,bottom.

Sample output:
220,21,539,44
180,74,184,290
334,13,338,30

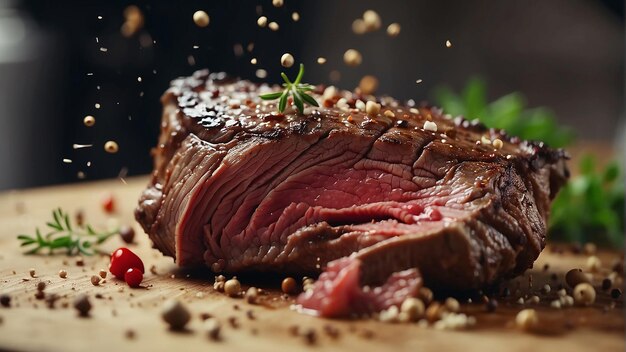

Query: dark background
0,0,623,190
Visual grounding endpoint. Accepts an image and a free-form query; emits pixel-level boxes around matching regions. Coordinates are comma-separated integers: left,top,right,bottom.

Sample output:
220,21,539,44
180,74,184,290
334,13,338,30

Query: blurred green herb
259,63,319,114
17,208,118,255
434,77,574,147
433,78,624,247
549,157,624,247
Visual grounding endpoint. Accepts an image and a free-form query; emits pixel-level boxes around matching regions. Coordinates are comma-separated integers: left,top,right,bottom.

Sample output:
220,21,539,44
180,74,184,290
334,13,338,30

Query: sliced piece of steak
135,70,568,317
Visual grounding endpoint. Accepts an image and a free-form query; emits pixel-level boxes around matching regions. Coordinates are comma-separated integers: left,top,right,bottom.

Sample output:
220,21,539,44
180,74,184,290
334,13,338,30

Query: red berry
109,248,144,279
102,194,115,213
125,268,143,288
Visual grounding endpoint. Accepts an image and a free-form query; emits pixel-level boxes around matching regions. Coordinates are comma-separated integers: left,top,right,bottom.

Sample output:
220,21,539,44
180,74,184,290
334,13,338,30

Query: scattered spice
161,299,191,330
34,290,45,300
573,283,596,305
45,293,59,309
280,53,295,68
362,10,381,31
117,225,135,244
73,294,92,317
515,309,538,331
445,40,452,48
386,23,401,37
125,329,136,340
445,297,460,313
76,257,85,266
611,288,622,299
586,256,601,272
58,269,67,279
245,287,258,304
492,138,503,149
425,302,443,322
104,141,119,154
316,57,326,65
36,281,46,292
280,277,298,295
257,16,268,28
418,287,434,304
303,328,317,345
29,268,36,278
91,275,101,286
423,121,438,132
583,242,597,255
272,0,284,7
192,10,210,27
224,278,241,297
565,268,590,288
121,5,144,37
485,298,498,312
602,278,612,291
1,294,11,307
358,75,378,95
268,22,279,31
83,115,96,127
365,101,381,116
352,19,366,34
292,12,300,21
204,318,221,340
400,297,425,321
228,316,240,329
343,49,362,67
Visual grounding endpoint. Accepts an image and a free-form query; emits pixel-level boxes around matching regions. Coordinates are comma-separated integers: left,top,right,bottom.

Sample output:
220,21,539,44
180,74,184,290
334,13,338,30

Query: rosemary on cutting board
259,63,319,114
17,208,118,255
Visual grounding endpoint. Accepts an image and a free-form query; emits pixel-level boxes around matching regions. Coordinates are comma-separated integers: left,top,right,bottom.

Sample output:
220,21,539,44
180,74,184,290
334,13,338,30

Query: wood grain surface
0,176,623,352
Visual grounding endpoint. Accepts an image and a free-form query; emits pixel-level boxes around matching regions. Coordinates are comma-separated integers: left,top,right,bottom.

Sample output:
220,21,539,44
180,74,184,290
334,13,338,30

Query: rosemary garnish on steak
17,208,118,255
259,63,319,114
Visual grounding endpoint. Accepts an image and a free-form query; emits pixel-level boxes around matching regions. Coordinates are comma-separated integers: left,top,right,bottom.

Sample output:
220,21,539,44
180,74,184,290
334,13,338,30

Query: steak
135,69,568,317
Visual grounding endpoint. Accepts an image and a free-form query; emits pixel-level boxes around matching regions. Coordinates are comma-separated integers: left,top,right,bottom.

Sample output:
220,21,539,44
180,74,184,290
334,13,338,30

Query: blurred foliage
433,77,574,148
550,157,624,247
433,78,624,247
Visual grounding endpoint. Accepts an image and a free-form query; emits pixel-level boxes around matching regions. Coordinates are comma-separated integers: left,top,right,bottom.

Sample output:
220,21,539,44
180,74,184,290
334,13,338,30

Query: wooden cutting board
0,176,623,351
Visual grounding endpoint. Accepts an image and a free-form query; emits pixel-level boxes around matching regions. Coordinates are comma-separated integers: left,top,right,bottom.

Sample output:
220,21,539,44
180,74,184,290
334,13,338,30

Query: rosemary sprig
259,63,319,114
17,208,118,256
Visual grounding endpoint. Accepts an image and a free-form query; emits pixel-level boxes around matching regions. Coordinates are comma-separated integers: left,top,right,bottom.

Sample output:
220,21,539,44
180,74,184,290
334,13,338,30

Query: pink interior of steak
297,257,422,318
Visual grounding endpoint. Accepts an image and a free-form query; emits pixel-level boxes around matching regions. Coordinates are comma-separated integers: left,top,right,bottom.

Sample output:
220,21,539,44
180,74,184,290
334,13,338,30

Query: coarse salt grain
423,121,437,132
365,101,381,115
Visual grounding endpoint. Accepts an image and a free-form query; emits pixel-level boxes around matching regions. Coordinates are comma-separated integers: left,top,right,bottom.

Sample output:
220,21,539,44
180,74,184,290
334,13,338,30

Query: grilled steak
135,69,568,317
